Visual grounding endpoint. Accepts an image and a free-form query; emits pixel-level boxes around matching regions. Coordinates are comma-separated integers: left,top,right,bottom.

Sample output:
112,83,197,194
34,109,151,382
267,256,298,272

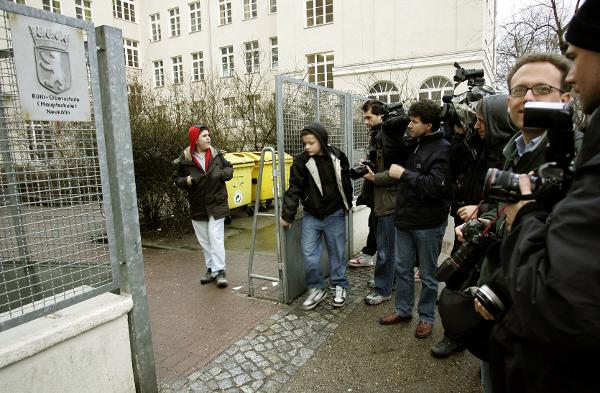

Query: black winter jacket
394,130,451,230
450,95,517,213
173,145,233,221
281,123,353,222
488,108,600,393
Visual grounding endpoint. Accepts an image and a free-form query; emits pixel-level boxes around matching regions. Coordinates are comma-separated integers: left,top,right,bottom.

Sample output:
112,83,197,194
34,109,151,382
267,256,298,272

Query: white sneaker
302,287,326,310
364,292,392,305
333,285,347,307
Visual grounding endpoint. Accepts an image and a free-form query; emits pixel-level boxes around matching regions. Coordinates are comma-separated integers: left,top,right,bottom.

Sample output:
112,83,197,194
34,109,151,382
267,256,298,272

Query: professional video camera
383,102,408,121
435,219,497,284
475,102,576,319
440,62,495,128
483,102,575,204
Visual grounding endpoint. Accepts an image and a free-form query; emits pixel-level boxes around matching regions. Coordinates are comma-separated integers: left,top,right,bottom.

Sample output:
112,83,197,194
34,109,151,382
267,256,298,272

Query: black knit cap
565,0,600,52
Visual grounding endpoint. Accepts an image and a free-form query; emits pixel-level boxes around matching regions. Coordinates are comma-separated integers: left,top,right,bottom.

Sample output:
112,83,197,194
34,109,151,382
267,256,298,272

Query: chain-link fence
0,4,115,331
276,77,369,207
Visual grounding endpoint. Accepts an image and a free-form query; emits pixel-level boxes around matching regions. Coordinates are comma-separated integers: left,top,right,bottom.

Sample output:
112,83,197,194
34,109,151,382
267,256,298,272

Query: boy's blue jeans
301,209,349,289
393,221,447,324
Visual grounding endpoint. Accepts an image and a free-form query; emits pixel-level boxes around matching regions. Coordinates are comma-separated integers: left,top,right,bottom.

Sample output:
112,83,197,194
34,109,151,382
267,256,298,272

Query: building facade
12,0,496,102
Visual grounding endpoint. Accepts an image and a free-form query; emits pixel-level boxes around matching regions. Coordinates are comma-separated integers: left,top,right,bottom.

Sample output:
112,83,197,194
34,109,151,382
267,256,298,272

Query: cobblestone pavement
158,266,372,393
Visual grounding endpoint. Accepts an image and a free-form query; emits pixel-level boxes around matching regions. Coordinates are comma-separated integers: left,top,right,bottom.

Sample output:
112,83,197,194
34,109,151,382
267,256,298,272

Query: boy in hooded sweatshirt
280,122,353,310
173,124,233,288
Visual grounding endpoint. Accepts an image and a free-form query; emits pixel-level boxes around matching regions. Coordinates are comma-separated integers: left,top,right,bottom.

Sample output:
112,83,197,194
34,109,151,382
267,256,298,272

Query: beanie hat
565,0,600,53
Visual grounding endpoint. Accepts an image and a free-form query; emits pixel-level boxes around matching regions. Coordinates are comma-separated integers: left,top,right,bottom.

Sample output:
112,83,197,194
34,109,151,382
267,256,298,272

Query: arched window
369,81,400,104
418,77,453,104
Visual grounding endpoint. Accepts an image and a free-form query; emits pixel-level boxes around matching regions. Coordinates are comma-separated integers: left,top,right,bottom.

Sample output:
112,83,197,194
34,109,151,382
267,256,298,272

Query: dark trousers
361,210,377,256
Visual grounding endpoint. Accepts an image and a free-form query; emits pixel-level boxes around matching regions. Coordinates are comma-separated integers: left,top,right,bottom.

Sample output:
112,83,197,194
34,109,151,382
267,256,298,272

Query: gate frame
275,75,367,303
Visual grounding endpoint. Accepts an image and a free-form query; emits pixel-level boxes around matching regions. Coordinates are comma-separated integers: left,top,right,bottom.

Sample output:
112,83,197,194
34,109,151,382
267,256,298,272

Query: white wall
0,292,136,393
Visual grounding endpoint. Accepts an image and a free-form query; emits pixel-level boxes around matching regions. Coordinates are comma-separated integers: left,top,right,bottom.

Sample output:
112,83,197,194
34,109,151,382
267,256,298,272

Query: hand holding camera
349,159,376,180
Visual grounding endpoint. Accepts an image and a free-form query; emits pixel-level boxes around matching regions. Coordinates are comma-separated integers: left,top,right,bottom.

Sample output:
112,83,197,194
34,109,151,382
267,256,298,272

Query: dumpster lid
224,152,255,165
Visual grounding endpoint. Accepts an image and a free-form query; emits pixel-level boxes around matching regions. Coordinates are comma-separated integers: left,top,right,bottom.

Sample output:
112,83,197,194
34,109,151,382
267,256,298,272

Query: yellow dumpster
224,153,254,210
242,151,293,208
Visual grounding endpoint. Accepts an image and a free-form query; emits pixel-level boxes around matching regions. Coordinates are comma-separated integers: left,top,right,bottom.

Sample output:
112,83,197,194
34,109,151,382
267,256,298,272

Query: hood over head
189,124,210,153
481,94,518,150
302,122,329,153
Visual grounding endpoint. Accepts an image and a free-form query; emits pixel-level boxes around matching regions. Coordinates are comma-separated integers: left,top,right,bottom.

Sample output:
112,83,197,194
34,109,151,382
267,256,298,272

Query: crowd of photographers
353,2,600,392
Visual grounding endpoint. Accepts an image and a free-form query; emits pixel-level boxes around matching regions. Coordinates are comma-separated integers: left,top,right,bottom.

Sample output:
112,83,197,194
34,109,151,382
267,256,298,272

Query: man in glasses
502,52,572,174
453,51,573,393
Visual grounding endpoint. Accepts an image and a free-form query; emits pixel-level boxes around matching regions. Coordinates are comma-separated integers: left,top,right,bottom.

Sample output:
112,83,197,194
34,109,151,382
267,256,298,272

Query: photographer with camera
378,100,450,340
432,94,516,359
442,51,574,393
357,100,410,305
476,3,600,392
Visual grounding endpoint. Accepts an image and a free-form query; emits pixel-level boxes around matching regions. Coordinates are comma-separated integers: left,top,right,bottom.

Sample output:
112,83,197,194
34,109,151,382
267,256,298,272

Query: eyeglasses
509,84,564,98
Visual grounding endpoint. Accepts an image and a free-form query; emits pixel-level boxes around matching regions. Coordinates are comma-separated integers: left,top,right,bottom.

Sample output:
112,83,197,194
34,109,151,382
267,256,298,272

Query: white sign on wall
10,14,91,121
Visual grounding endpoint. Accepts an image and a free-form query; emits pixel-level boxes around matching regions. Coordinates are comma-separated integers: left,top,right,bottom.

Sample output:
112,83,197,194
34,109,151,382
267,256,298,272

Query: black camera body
382,102,409,123
435,219,497,284
483,102,575,204
350,159,376,180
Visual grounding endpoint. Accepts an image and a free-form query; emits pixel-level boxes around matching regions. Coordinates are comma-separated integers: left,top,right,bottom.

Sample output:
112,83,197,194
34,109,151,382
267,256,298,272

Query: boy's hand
280,217,293,228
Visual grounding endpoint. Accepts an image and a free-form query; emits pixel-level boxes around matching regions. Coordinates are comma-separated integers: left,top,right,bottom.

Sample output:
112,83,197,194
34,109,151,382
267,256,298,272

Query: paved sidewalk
145,210,481,392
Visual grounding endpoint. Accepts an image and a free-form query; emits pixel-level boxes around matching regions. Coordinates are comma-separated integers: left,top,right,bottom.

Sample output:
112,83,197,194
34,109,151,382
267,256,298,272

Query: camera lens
474,285,505,318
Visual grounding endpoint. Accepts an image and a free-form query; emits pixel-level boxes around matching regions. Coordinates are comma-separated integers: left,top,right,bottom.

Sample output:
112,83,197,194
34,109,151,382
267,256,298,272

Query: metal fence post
95,25,157,393
344,94,355,257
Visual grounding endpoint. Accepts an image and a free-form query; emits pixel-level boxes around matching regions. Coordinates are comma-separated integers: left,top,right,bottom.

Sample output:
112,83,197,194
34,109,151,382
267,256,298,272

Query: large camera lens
474,285,506,318
483,168,538,203
435,242,477,284
485,168,519,192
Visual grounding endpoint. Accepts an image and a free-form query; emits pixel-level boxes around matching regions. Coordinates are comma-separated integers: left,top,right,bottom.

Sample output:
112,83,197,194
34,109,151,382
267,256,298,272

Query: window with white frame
191,52,204,81
219,0,232,25
269,0,277,14
153,60,164,88
8,0,26,4
306,0,333,27
172,56,183,84
169,8,181,37
27,122,56,162
243,0,257,20
43,0,61,14
189,1,201,32
418,77,453,104
113,0,135,22
75,0,92,21
149,13,161,42
307,52,334,88
244,40,259,74
221,45,234,77
369,81,400,104
223,97,235,126
270,37,278,70
123,39,139,68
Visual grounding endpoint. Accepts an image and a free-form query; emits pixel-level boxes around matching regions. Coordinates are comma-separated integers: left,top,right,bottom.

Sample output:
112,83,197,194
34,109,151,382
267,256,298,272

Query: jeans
481,361,492,393
301,209,349,289
393,221,447,324
373,214,395,297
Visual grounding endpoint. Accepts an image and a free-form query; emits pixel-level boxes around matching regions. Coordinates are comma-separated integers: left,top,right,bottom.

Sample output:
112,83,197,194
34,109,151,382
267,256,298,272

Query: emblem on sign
234,190,243,205
29,25,72,94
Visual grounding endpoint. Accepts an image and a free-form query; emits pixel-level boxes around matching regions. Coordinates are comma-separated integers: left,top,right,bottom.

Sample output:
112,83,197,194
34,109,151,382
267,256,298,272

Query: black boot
430,335,465,359
200,269,215,285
